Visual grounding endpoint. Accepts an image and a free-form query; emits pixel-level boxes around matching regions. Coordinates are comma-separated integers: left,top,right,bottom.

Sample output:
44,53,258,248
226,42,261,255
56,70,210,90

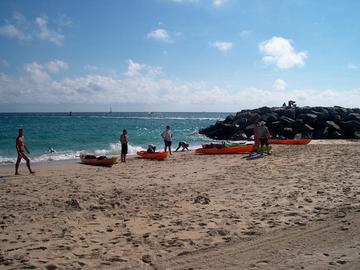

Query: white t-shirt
162,130,172,141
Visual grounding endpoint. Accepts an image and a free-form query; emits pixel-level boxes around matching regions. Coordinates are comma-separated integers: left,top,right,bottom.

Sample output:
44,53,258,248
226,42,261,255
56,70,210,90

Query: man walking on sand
15,128,35,175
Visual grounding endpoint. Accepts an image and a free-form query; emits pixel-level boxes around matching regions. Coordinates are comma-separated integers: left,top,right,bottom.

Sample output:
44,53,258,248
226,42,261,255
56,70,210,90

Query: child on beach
120,129,128,162
161,125,173,155
15,128,35,175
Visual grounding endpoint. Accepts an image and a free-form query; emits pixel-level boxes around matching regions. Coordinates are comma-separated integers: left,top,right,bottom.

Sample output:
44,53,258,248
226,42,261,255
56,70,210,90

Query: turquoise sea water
0,112,228,164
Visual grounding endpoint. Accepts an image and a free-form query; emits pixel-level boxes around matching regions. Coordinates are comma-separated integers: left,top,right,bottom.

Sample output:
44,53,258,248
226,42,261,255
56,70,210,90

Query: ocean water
0,112,228,164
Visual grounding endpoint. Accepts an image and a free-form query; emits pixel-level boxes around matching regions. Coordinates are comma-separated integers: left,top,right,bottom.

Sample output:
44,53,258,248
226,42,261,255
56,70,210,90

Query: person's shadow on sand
243,154,265,161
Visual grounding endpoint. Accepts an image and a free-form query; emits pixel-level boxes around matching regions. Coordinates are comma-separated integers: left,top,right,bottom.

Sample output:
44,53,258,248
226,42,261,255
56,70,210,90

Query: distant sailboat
109,106,112,114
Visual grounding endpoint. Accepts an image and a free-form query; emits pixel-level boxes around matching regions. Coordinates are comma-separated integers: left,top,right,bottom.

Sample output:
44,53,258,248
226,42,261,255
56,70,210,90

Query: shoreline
1,139,359,167
1,143,360,269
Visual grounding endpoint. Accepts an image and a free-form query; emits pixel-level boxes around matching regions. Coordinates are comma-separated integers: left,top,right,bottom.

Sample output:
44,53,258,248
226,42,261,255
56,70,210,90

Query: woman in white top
161,125,173,155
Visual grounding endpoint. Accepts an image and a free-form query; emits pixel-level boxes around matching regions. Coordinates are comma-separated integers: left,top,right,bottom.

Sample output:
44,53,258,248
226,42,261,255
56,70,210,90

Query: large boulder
268,121,284,136
343,113,360,122
279,116,295,126
298,113,318,126
325,121,340,131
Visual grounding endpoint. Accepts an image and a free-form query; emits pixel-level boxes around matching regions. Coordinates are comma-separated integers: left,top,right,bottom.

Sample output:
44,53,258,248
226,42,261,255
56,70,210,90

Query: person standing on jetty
258,121,271,155
15,128,35,175
161,125,173,155
120,129,128,162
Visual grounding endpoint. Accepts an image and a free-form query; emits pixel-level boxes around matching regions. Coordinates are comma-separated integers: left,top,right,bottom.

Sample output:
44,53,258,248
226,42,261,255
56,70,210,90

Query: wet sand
1,141,360,269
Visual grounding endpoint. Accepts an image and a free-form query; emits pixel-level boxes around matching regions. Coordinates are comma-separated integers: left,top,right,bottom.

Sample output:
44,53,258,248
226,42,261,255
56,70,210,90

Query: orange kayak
195,145,254,155
137,151,169,160
80,155,118,166
269,139,311,145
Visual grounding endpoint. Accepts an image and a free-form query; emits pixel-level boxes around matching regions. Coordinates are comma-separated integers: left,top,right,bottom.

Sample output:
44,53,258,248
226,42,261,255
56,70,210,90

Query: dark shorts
164,140,172,147
260,138,269,146
121,143,128,154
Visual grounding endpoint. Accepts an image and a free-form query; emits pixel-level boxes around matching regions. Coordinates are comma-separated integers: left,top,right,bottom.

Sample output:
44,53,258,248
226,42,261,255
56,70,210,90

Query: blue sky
0,0,359,112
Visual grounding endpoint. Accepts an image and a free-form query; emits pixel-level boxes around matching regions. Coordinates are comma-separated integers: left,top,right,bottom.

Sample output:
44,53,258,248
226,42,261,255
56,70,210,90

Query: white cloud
210,41,233,52
125,59,163,77
24,60,68,83
35,16,64,45
1,60,360,111
213,0,228,7
347,63,358,70
24,62,50,83
272,79,287,90
259,36,307,69
147,28,171,42
125,59,145,77
0,24,27,40
47,60,68,73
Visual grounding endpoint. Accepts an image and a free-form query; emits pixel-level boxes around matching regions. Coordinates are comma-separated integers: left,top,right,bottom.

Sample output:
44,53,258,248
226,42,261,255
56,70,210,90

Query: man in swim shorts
15,128,35,175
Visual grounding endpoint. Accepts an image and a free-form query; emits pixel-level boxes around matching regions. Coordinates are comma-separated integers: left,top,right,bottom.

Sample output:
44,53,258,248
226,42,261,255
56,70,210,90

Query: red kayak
80,155,118,167
137,151,169,160
195,145,254,155
269,139,311,145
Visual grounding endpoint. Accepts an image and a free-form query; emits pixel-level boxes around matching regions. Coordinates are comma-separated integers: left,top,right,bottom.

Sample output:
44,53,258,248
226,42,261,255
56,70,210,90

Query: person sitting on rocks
288,100,296,107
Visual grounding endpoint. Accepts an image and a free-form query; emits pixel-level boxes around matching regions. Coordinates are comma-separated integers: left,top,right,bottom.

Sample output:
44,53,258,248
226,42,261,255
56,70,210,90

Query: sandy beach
1,141,360,269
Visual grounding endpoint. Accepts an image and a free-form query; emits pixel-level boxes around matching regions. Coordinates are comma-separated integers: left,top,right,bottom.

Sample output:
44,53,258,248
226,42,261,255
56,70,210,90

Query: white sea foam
0,144,145,165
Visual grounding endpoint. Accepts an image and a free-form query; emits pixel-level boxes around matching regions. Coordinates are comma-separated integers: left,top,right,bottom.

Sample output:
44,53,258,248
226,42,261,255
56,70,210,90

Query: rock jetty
199,106,360,140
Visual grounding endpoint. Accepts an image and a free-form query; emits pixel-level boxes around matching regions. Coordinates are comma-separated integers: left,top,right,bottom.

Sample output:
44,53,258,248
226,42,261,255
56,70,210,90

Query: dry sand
1,141,360,269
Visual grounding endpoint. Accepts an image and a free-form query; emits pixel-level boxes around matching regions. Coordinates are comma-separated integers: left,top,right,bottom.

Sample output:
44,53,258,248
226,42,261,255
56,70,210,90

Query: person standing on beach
161,125,173,155
258,121,271,155
15,128,35,175
120,129,128,162
252,123,260,155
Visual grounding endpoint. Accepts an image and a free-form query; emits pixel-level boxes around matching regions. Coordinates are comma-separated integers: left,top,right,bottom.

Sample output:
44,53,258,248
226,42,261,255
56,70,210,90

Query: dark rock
245,124,256,137
354,131,360,139
283,108,296,119
343,113,360,122
283,127,294,138
313,127,329,139
261,112,278,123
233,117,248,129
325,121,340,131
46,265,57,270
268,121,283,136
255,106,272,115
328,130,343,139
199,106,360,140
294,119,304,132
298,113,318,126
223,114,235,123
279,116,295,126
230,131,248,140
304,124,314,132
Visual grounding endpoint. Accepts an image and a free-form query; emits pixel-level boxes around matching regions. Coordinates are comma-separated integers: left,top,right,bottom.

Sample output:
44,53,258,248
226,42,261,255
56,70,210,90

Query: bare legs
15,152,34,175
